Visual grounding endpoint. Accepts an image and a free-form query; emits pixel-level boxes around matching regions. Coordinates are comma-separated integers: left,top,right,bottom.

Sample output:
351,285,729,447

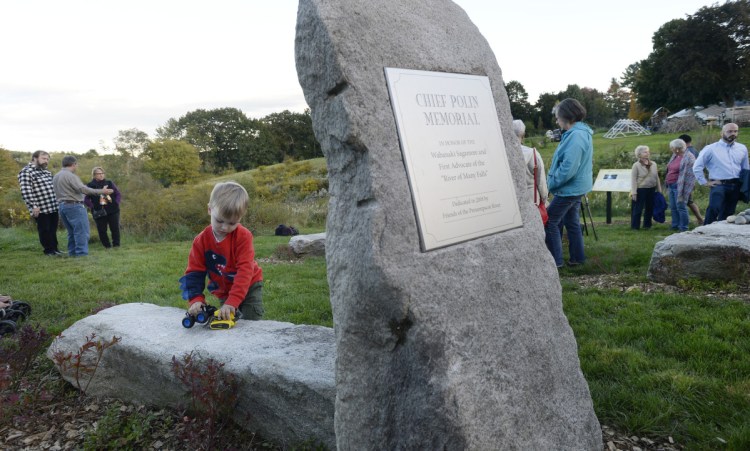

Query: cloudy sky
0,0,713,154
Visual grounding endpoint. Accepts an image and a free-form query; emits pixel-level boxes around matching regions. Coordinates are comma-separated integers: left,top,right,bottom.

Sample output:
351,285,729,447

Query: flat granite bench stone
46,303,336,449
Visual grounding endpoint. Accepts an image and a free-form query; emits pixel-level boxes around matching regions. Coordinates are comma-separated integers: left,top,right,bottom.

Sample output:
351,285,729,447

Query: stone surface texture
289,232,327,256
46,303,336,449
295,0,601,449
648,221,750,284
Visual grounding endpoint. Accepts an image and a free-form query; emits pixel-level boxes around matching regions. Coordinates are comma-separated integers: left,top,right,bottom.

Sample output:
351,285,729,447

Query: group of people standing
516,99,750,269
630,124,749,232
629,136,698,232
18,151,122,257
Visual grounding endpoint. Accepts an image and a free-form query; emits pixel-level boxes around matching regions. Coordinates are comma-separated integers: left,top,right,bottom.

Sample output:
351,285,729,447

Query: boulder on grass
46,303,336,449
648,222,750,284
289,232,326,257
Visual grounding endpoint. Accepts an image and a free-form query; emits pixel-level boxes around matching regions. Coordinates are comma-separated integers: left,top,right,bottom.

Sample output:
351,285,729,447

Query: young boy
180,182,264,321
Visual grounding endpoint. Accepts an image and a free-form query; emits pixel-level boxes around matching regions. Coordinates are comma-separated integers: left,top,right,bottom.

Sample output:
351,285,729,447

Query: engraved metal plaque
385,67,521,251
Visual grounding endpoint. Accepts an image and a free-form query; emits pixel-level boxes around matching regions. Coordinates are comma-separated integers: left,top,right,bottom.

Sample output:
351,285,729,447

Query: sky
0,0,716,154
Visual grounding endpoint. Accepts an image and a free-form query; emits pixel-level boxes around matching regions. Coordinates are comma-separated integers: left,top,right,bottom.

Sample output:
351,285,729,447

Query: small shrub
290,161,313,176
299,178,323,197
171,352,239,450
0,324,54,426
0,324,53,391
83,404,161,450
50,333,122,394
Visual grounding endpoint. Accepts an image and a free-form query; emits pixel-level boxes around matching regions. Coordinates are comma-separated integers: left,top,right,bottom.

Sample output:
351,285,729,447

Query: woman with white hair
511,119,548,206
665,138,696,231
630,145,661,230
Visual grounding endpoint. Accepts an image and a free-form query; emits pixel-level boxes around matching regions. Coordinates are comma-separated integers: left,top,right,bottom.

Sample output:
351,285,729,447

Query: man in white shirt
693,122,750,224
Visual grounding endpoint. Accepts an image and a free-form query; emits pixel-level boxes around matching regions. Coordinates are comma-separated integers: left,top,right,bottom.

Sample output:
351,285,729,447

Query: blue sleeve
179,272,206,301
692,147,709,185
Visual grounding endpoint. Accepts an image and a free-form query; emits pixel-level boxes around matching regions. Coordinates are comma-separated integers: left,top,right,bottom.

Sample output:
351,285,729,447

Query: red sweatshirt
180,224,263,309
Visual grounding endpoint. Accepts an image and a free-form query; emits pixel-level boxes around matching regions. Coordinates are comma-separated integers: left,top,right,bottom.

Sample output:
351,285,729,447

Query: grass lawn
1,215,749,449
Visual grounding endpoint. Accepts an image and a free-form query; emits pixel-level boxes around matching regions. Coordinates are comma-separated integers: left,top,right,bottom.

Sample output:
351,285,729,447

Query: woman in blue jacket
544,98,593,268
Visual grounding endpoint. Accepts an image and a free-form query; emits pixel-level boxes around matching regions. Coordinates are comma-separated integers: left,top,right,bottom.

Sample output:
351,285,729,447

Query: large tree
634,0,750,110
156,108,278,172
534,92,560,130
115,128,151,158
579,87,613,128
605,78,630,121
260,109,322,161
505,80,534,122
142,140,202,187
114,128,151,177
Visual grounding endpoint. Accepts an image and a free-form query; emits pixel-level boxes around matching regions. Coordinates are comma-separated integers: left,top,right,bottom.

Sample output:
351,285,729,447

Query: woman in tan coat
630,145,662,230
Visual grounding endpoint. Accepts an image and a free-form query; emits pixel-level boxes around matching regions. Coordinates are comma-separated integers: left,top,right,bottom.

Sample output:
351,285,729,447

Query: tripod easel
580,195,598,241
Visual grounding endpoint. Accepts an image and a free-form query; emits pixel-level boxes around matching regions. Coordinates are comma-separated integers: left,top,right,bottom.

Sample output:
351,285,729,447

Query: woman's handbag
533,151,549,226
92,208,107,220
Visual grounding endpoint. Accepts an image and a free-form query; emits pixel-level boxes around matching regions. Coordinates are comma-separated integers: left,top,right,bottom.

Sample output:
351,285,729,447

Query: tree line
506,79,631,131
508,1,750,130
122,0,750,186
7,2,746,190
109,108,322,186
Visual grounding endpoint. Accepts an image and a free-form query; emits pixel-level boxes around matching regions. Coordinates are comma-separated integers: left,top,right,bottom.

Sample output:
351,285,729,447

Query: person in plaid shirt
18,151,63,256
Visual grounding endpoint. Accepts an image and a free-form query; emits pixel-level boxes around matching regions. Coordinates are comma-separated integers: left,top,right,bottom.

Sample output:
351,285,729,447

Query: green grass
4,127,745,448
566,291,750,449
0,228,329,335
557,222,750,450
2,206,749,449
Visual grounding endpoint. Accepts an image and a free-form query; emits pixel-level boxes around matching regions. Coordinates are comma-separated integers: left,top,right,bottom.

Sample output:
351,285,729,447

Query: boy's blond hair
208,182,248,220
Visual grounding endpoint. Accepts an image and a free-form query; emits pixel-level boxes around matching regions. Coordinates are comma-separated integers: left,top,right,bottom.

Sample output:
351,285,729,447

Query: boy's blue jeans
544,195,585,267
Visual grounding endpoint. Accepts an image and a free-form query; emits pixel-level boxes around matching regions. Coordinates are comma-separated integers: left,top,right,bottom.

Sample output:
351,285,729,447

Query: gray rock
289,232,326,256
736,215,748,225
295,1,601,449
46,303,336,449
648,222,750,283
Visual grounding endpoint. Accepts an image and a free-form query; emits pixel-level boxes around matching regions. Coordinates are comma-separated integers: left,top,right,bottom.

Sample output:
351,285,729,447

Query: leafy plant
171,352,239,450
50,332,121,394
0,324,52,391
0,324,54,426
83,404,163,450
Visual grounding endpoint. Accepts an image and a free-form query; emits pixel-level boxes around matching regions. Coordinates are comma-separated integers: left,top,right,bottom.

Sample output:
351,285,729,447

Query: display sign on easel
592,169,632,193
592,169,633,224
